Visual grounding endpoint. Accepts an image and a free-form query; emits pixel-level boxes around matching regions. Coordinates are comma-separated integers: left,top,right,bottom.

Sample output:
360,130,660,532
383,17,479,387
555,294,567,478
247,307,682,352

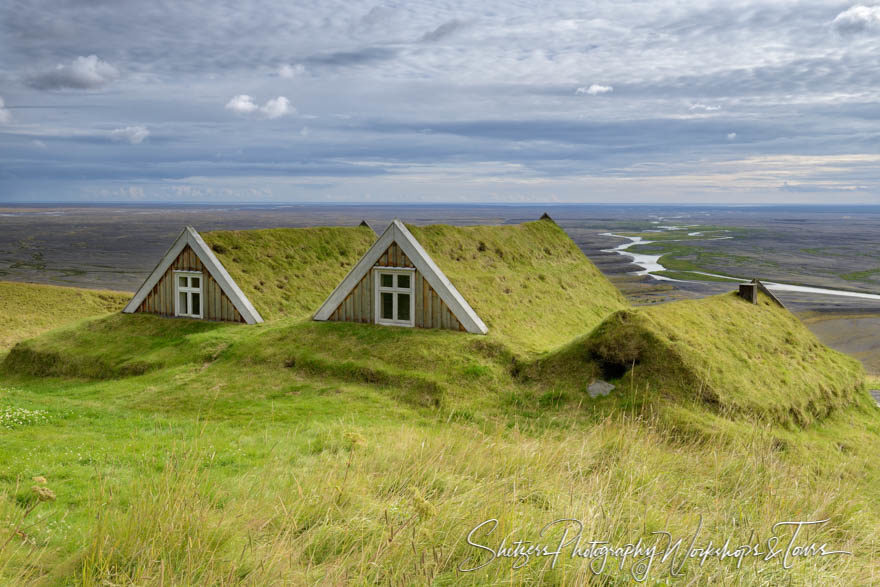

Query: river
601,233,880,302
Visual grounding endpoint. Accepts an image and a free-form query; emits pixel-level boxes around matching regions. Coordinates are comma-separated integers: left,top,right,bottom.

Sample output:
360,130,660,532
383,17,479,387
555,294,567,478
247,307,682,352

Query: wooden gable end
327,242,464,331
136,244,245,322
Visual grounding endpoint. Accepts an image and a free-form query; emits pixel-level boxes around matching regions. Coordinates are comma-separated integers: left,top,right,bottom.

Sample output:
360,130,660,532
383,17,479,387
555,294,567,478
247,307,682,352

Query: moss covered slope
583,292,866,425
199,225,376,321
409,219,628,353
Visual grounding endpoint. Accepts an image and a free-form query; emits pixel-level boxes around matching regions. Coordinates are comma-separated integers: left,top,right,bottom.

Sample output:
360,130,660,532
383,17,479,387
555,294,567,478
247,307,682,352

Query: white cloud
261,96,292,119
0,97,10,123
278,63,305,78
111,125,150,144
833,5,880,33
689,103,721,112
27,55,119,90
726,132,737,140
576,84,613,96
226,94,294,118
31,140,47,149
225,94,259,114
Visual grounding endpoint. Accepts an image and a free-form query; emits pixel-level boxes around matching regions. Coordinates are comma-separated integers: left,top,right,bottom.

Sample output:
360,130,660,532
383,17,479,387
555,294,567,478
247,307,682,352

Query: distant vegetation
0,223,878,583
840,267,880,282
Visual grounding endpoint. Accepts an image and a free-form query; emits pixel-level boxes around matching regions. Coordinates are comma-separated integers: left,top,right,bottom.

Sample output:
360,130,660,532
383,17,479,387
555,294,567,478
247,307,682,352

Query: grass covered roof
199,219,628,354
408,219,629,353
583,291,865,426
200,225,377,321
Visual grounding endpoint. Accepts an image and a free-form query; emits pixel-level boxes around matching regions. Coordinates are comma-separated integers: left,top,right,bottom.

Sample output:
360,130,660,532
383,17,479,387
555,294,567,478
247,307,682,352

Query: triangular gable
359,219,379,235
123,226,263,324
314,219,488,334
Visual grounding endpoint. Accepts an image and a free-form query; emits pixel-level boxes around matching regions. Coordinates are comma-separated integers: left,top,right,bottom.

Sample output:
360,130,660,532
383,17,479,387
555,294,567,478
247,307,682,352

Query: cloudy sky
2,1,880,204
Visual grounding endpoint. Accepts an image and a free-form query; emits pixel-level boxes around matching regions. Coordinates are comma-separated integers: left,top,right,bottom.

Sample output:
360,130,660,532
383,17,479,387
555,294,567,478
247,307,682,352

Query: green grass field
0,282,129,355
1,226,879,584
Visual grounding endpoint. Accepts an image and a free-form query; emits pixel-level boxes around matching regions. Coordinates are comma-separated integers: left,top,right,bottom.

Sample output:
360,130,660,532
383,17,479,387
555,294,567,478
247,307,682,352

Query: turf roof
586,291,865,426
407,219,629,353
200,226,377,321
200,219,628,354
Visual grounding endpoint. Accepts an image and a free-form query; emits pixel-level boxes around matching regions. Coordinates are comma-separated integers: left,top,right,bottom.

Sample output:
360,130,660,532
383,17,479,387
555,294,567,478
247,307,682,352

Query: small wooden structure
123,226,263,324
753,279,786,309
313,219,488,334
738,283,758,304
737,279,787,309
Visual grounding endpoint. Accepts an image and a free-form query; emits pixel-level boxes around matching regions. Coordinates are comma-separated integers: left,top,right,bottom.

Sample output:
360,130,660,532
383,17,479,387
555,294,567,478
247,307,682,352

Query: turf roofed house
314,220,489,334
123,226,263,324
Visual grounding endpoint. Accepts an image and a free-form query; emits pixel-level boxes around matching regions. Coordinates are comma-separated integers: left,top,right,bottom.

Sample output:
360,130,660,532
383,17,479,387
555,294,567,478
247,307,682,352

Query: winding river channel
601,233,880,302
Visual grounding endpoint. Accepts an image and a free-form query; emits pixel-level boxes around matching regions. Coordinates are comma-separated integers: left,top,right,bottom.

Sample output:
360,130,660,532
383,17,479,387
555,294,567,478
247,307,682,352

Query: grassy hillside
0,282,128,352
1,322,878,583
409,219,628,353
200,225,377,321
1,245,878,583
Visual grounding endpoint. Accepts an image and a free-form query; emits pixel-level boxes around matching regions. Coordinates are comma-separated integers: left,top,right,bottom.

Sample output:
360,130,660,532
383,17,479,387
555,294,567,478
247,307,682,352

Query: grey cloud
302,47,398,67
360,117,786,148
832,5,880,34
0,97,11,123
420,19,465,42
3,0,880,203
26,55,120,90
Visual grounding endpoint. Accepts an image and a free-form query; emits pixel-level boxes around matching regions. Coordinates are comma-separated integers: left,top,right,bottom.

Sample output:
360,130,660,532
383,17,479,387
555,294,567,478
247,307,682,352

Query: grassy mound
409,219,628,353
200,225,377,321
537,291,866,426
3,313,244,379
0,281,128,352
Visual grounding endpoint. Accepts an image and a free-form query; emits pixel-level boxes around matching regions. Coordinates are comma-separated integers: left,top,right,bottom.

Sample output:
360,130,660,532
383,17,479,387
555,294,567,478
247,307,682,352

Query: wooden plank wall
137,245,244,322
328,243,464,331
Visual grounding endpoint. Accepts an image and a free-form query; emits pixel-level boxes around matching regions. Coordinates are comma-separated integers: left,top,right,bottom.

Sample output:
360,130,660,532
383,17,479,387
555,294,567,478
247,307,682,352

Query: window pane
397,293,410,321
397,274,410,289
381,292,394,319
191,277,200,288
380,274,393,288
191,293,200,315
178,292,187,315
179,276,187,288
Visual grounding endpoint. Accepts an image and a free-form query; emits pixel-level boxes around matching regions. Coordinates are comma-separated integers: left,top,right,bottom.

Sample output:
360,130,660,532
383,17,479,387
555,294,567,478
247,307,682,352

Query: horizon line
3,201,880,208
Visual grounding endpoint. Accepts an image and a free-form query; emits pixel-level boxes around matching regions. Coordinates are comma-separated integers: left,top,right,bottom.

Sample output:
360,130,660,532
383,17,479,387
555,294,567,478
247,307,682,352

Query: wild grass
0,282,128,352
5,405,878,584
1,244,878,583
3,313,245,379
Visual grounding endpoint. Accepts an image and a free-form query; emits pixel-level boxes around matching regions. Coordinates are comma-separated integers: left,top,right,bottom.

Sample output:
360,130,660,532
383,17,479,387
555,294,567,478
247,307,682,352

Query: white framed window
373,267,415,327
174,270,203,318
